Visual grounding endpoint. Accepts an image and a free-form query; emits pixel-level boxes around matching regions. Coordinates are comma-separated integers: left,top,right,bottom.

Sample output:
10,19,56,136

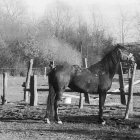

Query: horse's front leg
98,89,107,125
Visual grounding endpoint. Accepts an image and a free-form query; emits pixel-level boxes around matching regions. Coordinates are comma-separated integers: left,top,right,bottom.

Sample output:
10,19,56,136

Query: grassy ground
0,72,140,140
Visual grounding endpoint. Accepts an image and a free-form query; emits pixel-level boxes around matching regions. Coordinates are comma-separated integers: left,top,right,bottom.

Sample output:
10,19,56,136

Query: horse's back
49,63,99,93
69,67,99,93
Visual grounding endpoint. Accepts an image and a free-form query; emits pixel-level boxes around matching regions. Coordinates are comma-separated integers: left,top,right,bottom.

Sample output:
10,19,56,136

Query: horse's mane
101,44,127,73
89,44,125,74
103,44,127,60
54,44,127,75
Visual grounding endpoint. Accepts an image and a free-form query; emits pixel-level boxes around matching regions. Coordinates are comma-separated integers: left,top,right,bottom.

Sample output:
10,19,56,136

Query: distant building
119,42,140,69
119,42,140,50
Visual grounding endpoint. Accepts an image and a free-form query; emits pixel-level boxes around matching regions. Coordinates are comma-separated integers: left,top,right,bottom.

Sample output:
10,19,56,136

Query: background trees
2,0,139,75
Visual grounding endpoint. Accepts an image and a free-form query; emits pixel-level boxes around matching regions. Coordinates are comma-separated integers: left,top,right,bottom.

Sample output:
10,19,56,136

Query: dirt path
0,97,140,140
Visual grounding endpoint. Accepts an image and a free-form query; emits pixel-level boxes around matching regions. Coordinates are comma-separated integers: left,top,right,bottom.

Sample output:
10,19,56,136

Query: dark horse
45,44,135,125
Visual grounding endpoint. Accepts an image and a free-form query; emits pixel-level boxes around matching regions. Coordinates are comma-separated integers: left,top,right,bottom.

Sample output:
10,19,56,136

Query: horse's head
116,44,135,64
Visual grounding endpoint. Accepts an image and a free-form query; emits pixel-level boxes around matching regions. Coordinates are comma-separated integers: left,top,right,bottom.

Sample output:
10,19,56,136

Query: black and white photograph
0,0,140,139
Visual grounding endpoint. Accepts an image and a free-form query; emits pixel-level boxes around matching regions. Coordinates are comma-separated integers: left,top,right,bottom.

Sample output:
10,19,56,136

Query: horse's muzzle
128,56,135,67
128,54,135,63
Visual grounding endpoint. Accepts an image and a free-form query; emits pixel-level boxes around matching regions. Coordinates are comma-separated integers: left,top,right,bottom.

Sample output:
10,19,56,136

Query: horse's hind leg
44,82,56,124
44,111,51,124
44,90,63,124
98,89,107,125
54,91,63,124
54,99,62,124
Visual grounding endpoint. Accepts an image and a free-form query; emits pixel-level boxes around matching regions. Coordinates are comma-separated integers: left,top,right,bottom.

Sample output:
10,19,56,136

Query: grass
0,72,140,140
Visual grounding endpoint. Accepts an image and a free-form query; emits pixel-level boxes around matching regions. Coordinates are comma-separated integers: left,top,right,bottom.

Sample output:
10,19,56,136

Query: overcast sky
24,0,140,43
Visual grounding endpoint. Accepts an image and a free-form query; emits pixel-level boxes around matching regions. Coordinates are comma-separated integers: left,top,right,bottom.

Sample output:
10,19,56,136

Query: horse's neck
103,54,119,78
89,49,120,77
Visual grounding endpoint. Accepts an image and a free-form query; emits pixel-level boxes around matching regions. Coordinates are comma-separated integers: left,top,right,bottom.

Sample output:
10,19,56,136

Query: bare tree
117,6,134,44
44,0,74,39
0,0,28,41
134,11,140,41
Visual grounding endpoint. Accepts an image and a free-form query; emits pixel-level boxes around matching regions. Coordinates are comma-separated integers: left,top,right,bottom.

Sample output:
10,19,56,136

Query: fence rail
1,60,139,120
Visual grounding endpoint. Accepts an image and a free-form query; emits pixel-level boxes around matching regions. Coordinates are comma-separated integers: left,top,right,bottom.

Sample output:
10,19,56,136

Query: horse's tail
47,75,56,118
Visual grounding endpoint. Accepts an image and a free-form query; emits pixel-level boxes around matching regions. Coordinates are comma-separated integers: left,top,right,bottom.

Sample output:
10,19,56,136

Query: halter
128,53,134,60
121,51,134,62
110,48,134,65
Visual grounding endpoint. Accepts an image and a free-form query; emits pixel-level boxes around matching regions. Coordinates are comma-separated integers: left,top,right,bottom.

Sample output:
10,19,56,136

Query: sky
25,0,140,43
25,0,138,16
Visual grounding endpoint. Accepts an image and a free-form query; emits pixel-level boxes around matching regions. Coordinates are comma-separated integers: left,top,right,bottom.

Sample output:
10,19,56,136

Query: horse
44,44,135,125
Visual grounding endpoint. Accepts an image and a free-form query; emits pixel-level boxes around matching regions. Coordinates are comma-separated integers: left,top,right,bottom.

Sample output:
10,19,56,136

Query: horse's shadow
61,115,99,124
0,117,44,124
61,115,131,127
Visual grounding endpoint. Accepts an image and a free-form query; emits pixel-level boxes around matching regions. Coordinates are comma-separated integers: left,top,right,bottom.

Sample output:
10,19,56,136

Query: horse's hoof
57,120,63,124
98,118,106,125
44,118,50,124
101,121,106,125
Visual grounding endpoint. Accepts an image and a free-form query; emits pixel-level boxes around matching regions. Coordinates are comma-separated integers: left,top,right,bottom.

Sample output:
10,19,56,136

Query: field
0,72,140,140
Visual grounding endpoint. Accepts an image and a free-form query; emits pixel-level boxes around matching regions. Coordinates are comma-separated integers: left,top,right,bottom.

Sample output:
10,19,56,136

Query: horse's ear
116,44,122,48
116,44,120,46
116,44,127,50
116,45,122,58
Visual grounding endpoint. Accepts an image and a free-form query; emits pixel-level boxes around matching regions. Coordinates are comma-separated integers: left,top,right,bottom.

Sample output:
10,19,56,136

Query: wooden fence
1,59,139,119
25,61,140,119
1,72,8,105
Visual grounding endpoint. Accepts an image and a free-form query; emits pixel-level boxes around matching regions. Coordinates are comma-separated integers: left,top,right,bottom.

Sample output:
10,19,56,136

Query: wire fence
0,67,49,77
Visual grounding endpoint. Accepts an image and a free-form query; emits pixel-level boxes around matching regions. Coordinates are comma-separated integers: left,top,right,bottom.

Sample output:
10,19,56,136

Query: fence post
119,62,126,105
79,58,90,109
1,72,7,105
84,58,90,104
24,59,33,102
44,67,47,79
49,61,55,69
125,63,137,119
30,75,38,106
48,61,55,92
79,93,84,109
84,57,88,68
